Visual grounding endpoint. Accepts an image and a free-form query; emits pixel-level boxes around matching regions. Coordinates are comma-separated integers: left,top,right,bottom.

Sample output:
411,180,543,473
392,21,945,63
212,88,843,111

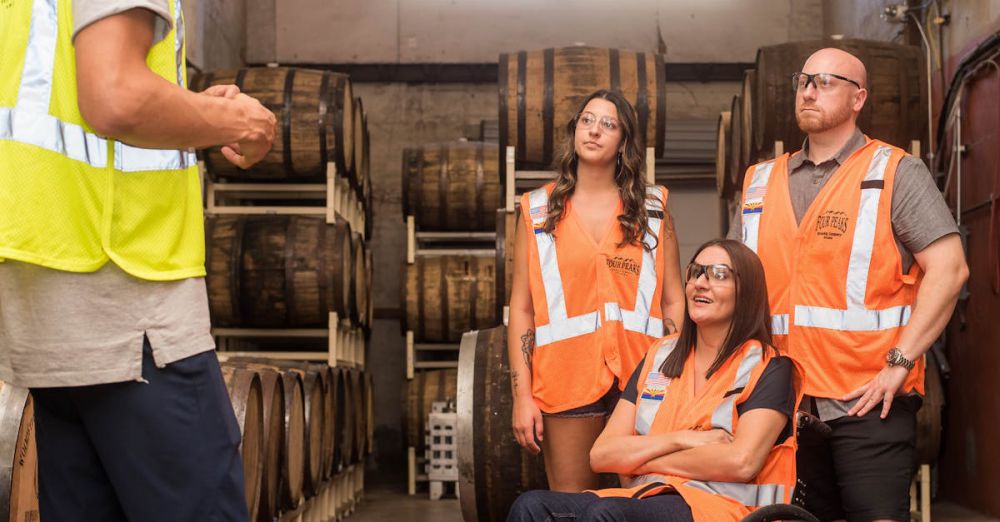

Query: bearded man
727,48,967,522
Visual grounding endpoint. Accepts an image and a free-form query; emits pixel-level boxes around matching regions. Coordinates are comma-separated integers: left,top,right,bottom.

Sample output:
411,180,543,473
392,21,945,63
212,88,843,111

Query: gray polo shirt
727,128,959,419
0,0,214,388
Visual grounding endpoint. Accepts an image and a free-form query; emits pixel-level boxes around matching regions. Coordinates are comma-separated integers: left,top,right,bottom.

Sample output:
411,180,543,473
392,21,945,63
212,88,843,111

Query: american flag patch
746,185,767,199
640,372,671,401
530,205,548,220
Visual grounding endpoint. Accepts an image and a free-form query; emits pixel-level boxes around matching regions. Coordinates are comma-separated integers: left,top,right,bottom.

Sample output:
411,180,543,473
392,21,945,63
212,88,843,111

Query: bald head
802,48,867,89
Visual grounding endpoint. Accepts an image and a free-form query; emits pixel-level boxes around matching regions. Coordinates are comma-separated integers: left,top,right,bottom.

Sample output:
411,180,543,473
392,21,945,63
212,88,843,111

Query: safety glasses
685,263,736,284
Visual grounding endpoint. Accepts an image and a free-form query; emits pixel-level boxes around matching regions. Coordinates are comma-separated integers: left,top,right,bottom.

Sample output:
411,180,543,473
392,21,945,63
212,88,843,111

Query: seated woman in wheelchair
508,239,803,522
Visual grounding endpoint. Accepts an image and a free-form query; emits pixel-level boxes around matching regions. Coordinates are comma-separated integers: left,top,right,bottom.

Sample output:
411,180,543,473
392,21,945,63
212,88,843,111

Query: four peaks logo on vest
815,210,850,240
606,255,641,277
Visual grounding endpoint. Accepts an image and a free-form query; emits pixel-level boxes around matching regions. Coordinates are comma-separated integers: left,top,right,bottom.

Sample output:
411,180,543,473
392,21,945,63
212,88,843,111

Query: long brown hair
542,90,656,251
659,239,774,378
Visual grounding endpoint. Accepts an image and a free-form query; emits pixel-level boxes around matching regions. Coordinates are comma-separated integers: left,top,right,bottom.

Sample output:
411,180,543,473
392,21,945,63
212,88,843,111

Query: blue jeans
507,490,694,522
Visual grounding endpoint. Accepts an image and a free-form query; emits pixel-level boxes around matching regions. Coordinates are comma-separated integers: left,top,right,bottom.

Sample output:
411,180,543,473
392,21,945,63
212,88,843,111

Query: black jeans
507,490,694,522
31,339,249,522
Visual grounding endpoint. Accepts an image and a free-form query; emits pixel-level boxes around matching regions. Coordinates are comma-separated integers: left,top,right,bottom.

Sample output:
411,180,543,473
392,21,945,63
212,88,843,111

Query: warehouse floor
348,481,1000,522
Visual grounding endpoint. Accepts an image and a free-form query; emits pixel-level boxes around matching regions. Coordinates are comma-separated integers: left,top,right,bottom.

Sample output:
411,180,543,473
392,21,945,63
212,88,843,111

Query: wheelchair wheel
739,504,821,522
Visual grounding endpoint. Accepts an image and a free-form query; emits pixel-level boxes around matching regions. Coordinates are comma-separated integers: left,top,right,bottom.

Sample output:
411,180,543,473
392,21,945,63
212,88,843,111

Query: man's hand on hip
843,365,909,418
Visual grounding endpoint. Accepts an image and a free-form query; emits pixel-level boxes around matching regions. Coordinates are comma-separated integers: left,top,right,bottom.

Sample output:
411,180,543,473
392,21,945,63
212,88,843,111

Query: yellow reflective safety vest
0,0,205,281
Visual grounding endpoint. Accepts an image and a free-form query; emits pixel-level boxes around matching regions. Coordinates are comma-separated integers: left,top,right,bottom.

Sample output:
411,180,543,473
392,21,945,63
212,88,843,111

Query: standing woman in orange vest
507,89,685,491
508,239,802,521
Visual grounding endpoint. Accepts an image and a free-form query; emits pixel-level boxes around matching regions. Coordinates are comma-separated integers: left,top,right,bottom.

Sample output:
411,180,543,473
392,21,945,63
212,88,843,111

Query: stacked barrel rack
400,139,501,496
193,66,374,522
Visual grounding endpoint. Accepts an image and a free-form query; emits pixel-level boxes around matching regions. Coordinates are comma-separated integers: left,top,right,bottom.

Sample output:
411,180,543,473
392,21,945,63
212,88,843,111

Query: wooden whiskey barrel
499,47,666,168
364,371,375,456
335,367,356,469
457,327,548,522
229,358,323,498
224,362,306,512
753,39,925,157
0,382,39,522
402,142,502,231
220,366,265,521
205,215,354,328
350,233,368,327
728,94,745,195
350,98,366,193
741,68,756,167
405,369,458,455
404,254,497,343
716,111,732,197
361,121,374,240
917,351,944,464
190,67,354,182
348,369,366,464
303,364,335,480
364,246,375,331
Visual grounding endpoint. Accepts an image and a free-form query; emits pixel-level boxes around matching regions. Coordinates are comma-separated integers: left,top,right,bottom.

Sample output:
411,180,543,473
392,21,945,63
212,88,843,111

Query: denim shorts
542,380,621,418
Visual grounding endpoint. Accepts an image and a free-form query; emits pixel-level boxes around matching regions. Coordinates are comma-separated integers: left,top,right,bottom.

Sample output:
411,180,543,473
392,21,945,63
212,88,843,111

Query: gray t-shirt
72,0,174,44
0,0,213,388
726,128,959,420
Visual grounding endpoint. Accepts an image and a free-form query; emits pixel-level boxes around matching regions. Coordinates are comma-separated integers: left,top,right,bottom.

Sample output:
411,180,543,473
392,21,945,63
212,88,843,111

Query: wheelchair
737,411,831,522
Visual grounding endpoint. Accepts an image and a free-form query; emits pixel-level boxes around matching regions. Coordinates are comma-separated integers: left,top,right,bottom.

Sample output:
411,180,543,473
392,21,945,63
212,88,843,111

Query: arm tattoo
510,370,520,393
664,318,678,335
520,329,535,370
663,210,676,240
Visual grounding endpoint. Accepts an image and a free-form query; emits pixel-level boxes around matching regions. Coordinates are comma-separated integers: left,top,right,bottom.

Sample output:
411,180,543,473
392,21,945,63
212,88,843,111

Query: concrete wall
247,0,823,64
182,0,246,71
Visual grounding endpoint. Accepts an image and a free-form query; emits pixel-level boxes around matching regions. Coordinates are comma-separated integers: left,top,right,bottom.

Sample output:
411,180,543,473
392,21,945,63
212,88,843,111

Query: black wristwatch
885,348,915,371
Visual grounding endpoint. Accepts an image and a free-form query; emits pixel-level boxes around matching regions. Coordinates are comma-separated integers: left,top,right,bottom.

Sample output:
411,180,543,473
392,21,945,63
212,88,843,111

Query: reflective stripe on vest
740,162,786,338
604,186,666,338
529,186,664,347
771,314,789,335
710,344,763,434
685,480,786,507
633,336,679,436
2,0,196,172
740,161,775,253
793,146,910,332
529,187,602,346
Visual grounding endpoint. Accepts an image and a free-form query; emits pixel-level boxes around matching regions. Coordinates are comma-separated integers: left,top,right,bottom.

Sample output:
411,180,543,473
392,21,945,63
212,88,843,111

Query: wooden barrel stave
206,215,354,328
190,67,354,182
228,358,323,498
0,382,39,522
716,111,733,197
402,142,501,231
499,47,666,168
335,368,355,470
728,94,744,197
220,366,265,521
350,233,368,326
404,255,497,343
224,361,306,511
457,327,547,522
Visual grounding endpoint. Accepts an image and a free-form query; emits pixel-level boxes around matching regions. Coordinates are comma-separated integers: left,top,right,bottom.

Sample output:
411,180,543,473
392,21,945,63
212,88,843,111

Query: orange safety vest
594,335,801,521
520,183,668,413
739,138,924,399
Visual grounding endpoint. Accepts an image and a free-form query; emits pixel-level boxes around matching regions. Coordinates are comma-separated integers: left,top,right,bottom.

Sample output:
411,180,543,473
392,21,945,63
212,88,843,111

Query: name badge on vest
640,372,671,401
